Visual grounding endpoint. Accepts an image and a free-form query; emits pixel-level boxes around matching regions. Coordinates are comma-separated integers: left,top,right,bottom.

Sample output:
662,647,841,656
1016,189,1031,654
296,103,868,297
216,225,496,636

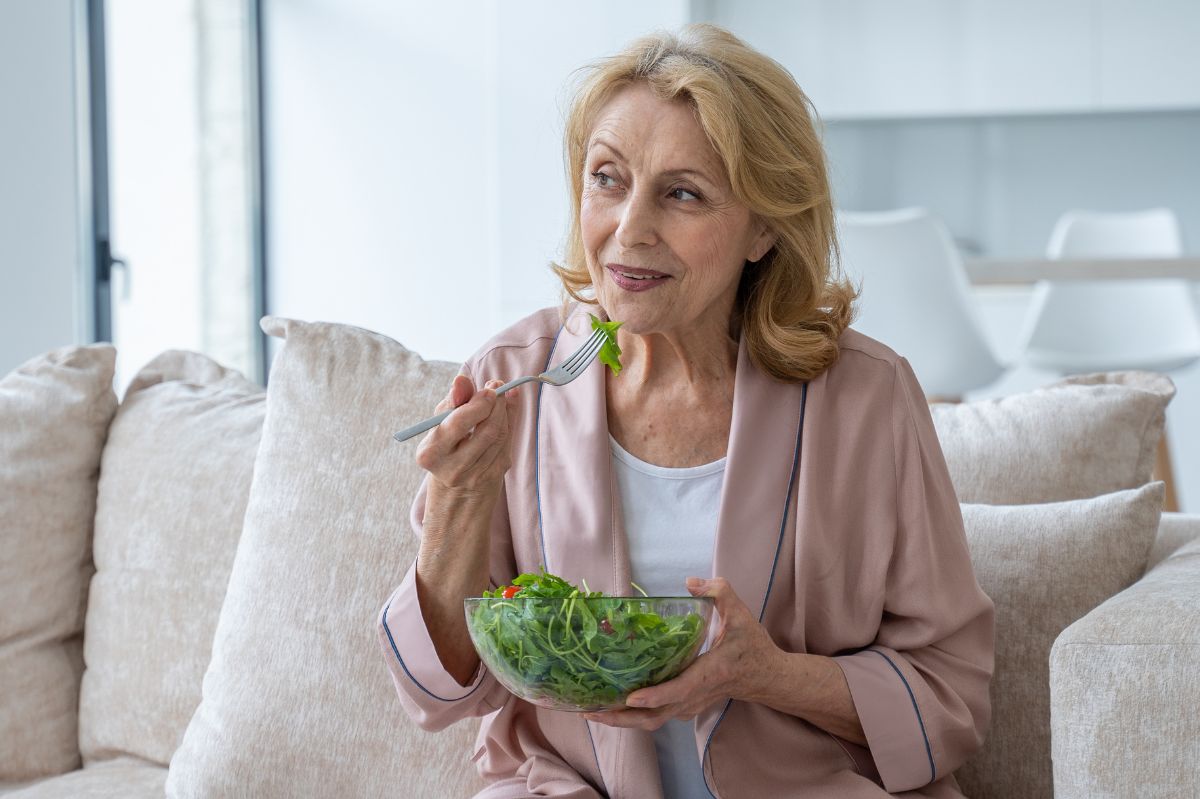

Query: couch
1,316,1197,798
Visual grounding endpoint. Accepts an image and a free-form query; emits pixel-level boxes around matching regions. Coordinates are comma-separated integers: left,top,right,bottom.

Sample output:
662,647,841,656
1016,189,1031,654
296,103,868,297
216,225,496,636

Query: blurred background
3,0,1198,507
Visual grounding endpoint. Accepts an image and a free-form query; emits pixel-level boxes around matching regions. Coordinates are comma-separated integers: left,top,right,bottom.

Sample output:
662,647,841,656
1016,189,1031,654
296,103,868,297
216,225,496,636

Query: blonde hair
552,23,857,383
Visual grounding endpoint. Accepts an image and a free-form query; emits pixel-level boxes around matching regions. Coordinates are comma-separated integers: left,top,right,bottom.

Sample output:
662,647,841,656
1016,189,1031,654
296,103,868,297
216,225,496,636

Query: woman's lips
606,265,670,292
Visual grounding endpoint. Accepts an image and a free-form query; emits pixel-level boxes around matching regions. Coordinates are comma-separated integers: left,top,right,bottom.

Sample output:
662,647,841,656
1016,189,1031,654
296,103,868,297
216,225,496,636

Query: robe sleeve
834,357,995,793
376,362,517,732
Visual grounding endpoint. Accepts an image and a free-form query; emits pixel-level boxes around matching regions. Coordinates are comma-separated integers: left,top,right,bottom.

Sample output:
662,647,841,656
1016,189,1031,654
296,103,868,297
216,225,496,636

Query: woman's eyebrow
587,138,626,161
660,167,717,187
588,137,722,188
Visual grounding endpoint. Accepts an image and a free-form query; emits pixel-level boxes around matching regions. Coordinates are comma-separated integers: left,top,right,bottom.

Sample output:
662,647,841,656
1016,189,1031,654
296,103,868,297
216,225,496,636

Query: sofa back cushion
0,345,117,781
166,318,486,798
955,483,1163,799
933,372,1173,504
77,352,265,767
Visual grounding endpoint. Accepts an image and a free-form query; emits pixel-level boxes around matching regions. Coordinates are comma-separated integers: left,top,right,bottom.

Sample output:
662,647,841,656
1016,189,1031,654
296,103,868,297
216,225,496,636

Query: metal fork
392,327,609,442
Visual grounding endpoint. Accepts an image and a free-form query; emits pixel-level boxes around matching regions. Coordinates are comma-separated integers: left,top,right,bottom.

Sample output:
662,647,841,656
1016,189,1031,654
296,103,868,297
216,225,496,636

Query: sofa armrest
1050,534,1200,799
1147,511,1200,571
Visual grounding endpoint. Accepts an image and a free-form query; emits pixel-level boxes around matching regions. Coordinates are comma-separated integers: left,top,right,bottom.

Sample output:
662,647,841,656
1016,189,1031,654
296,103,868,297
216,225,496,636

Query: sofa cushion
1049,534,1200,799
166,318,487,798
954,482,1164,799
0,345,117,782
77,352,265,767
933,371,1173,504
1146,511,1200,571
3,758,166,799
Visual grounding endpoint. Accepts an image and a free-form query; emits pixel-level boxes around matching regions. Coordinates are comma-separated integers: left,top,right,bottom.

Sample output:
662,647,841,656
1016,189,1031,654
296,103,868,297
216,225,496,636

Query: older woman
378,24,993,799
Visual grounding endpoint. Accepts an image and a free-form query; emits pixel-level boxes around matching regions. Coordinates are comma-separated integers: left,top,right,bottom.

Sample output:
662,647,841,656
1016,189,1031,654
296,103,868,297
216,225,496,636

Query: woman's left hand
582,576,782,731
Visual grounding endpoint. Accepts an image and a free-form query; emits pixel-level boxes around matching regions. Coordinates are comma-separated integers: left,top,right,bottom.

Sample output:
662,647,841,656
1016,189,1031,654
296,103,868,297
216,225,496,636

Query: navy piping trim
380,601,485,703
756,382,807,624
534,323,565,573
701,699,734,798
702,381,808,797
868,648,936,783
583,722,604,794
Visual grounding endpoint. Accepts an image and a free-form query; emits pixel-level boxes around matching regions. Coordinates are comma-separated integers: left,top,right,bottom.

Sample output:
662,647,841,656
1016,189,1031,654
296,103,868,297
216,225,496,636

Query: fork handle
392,375,539,442
393,408,455,442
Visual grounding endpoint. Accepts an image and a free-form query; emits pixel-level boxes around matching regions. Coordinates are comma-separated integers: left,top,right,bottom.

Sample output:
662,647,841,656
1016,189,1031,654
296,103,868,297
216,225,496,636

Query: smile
606,265,671,292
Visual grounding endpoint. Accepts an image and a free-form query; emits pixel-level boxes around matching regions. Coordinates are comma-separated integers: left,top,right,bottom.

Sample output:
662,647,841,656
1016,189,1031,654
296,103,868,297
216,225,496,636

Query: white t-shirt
610,434,724,799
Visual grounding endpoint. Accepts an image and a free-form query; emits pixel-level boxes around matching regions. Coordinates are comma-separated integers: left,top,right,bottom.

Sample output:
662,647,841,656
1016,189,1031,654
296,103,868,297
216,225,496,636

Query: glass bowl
464,595,714,712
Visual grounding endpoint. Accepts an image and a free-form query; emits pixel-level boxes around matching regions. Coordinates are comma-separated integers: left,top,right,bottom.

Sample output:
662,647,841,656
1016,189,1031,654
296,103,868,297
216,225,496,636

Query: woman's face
580,82,774,339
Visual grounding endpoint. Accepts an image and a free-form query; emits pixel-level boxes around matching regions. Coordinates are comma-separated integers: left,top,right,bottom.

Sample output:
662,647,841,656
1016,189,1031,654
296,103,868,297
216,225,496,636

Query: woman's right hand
415,374,519,497
413,374,519,687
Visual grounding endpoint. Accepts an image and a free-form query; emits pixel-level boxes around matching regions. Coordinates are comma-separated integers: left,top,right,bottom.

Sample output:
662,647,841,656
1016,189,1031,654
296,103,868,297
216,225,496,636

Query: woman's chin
597,303,661,334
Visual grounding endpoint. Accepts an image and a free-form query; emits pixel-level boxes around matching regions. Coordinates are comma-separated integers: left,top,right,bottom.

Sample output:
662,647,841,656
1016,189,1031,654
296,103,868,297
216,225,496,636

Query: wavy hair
552,23,857,382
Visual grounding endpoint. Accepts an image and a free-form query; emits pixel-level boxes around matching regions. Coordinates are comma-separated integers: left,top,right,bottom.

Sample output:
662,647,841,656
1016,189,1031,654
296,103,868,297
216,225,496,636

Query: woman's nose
614,189,659,249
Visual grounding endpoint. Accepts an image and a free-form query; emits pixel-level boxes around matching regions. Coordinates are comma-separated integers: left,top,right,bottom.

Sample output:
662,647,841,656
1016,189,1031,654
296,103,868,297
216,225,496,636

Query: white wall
0,0,88,375
265,0,689,365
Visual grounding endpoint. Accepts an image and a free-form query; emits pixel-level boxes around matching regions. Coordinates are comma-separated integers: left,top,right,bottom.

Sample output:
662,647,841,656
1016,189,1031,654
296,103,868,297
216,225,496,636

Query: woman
378,24,993,798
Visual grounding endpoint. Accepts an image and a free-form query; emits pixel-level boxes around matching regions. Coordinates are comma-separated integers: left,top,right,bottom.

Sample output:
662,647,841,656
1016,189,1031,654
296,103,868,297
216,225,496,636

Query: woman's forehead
586,84,723,176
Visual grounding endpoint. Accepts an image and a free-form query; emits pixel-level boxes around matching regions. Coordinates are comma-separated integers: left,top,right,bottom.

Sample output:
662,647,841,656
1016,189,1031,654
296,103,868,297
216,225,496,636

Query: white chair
1019,208,1200,510
836,207,1005,400
1021,209,1200,373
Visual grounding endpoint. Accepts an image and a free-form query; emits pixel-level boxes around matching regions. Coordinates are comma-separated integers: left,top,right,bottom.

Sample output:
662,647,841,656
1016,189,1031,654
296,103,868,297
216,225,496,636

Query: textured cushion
1050,535,1200,799
955,483,1164,799
166,318,487,798
933,371,1173,504
1146,511,1200,571
0,345,117,781
4,759,167,799
78,352,265,767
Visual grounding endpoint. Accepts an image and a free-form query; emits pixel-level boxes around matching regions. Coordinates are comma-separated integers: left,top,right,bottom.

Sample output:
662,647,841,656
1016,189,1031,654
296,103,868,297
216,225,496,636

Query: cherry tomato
502,585,522,599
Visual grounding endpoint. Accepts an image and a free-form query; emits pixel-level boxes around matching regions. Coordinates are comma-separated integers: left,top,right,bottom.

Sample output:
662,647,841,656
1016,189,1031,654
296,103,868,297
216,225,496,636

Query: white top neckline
608,434,727,480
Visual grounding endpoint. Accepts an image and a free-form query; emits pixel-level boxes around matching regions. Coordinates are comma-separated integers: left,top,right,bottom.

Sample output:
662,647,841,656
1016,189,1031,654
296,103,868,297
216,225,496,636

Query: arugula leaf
470,567,706,710
589,314,624,377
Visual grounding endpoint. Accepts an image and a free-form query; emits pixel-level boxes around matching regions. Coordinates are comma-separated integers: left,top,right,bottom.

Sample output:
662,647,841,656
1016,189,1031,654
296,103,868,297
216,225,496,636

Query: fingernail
626,697,646,707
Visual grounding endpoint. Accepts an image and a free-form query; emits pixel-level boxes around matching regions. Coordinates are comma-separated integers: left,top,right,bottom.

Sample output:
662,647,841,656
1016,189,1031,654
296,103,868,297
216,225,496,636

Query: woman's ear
747,225,777,264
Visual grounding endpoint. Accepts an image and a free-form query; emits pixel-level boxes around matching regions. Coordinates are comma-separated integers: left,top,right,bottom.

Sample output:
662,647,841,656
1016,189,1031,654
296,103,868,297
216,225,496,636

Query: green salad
589,314,624,376
468,569,707,709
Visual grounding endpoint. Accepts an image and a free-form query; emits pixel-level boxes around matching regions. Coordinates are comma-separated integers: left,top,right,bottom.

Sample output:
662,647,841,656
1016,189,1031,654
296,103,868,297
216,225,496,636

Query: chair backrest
1022,208,1200,374
836,207,1004,398
1046,208,1183,259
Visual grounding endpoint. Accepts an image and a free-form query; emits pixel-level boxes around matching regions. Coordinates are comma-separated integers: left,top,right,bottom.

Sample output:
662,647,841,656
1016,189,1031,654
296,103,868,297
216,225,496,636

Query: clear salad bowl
464,595,715,712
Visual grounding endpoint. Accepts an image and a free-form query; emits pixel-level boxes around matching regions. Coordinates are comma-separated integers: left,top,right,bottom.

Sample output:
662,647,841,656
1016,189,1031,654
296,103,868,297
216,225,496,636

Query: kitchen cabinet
707,0,1200,119
1097,0,1200,111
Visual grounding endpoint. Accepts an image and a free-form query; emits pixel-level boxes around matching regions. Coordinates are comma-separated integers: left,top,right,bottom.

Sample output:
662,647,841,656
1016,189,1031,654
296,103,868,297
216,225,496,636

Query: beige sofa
1,317,1197,799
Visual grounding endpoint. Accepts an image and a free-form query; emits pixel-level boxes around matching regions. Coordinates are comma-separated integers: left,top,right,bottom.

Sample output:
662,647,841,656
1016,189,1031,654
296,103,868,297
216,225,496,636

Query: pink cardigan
378,305,994,798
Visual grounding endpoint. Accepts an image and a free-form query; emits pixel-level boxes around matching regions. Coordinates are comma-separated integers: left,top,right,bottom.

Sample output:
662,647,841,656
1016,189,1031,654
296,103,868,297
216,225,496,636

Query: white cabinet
958,0,1094,115
1097,0,1200,111
709,0,1200,119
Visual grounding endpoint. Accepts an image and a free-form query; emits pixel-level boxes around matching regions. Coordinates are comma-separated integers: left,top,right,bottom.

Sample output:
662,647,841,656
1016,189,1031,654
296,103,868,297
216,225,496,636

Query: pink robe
378,304,994,798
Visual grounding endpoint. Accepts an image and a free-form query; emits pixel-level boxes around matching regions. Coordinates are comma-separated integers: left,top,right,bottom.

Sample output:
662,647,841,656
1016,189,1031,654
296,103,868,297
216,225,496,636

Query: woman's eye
591,170,616,188
669,187,700,202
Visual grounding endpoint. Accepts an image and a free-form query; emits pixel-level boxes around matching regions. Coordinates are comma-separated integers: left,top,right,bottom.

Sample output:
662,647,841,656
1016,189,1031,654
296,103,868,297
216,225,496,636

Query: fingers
434,374,475,413
416,376,520,487
451,374,474,407
438,382,500,443
687,577,750,621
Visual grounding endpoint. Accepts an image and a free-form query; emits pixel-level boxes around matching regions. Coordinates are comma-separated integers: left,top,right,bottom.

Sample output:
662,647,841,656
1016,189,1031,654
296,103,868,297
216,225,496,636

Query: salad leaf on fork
589,314,624,376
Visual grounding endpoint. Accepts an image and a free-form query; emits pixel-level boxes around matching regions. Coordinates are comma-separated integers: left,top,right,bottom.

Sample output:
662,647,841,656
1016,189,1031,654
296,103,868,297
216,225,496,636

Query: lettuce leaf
589,314,624,376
